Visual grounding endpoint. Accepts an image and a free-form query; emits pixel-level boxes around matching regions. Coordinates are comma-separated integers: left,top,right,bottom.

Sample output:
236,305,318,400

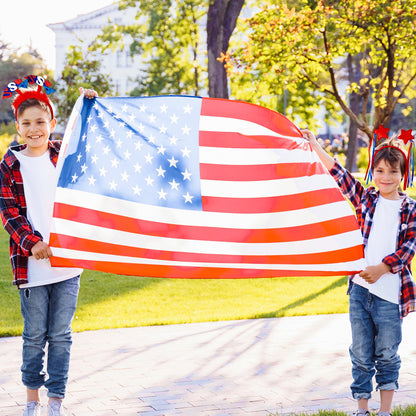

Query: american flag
49,95,365,278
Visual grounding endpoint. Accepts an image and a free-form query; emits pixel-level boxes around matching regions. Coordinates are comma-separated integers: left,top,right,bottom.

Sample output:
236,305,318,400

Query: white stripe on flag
51,216,362,256
53,188,355,229
201,174,336,198
199,146,311,165
199,115,304,140
51,246,365,272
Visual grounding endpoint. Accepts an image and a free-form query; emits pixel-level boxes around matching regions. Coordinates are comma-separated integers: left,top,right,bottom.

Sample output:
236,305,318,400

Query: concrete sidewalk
1,314,416,416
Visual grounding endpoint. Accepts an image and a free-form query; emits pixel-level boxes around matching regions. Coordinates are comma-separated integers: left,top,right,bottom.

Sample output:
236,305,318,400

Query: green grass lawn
1,183,416,338
0,223,351,337
269,406,416,416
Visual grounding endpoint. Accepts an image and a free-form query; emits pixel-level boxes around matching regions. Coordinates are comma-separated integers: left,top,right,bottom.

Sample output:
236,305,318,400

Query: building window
116,49,133,68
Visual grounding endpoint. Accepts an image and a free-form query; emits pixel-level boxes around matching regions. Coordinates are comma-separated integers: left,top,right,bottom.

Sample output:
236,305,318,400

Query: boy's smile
15,106,56,157
373,159,403,200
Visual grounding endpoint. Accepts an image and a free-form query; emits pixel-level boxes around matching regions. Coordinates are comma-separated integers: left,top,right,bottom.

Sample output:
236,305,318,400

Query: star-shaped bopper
398,129,414,145
374,125,390,140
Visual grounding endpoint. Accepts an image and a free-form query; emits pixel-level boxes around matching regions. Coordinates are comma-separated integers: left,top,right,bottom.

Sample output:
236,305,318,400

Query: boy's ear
15,121,21,135
50,118,57,132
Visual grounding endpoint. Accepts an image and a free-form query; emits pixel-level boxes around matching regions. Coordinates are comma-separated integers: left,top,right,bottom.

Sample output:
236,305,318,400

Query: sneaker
377,413,392,416
353,410,370,416
22,401,41,416
47,400,66,416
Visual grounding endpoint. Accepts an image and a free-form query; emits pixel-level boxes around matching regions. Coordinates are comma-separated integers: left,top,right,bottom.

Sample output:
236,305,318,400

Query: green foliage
0,41,52,125
0,122,17,135
0,132,19,158
356,146,369,172
55,46,113,126
230,0,416,137
92,0,207,96
392,404,416,416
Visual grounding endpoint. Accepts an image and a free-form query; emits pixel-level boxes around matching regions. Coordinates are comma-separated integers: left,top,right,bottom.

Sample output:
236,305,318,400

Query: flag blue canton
58,96,203,210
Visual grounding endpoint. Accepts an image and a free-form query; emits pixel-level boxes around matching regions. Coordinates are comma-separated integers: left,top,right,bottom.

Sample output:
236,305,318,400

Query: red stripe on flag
50,257,360,278
52,202,358,243
201,188,345,213
49,233,364,265
200,162,327,181
201,97,303,138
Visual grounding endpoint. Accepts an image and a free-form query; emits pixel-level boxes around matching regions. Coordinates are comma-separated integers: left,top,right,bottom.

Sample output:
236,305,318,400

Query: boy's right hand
79,87,98,99
301,129,319,146
31,241,53,260
300,129,336,170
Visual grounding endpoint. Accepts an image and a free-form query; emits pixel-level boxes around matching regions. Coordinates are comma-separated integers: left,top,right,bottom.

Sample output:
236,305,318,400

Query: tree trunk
345,54,362,172
207,0,245,98
346,121,358,172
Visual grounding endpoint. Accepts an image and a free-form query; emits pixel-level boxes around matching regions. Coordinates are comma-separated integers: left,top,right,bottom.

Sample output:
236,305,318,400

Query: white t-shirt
13,150,82,288
353,195,402,304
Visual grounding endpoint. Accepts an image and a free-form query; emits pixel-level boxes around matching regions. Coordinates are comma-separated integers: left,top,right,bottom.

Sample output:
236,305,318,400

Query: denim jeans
349,283,402,400
20,276,80,398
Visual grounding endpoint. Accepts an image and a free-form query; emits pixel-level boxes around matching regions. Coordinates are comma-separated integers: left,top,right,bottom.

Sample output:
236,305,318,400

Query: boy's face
15,106,56,156
373,159,403,199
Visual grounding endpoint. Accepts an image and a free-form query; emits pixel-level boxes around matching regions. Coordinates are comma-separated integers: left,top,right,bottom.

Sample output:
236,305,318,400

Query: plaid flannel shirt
330,161,416,318
0,141,61,287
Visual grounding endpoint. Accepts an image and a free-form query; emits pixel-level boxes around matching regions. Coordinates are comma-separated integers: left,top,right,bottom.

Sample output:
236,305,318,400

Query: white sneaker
47,400,66,416
22,401,41,416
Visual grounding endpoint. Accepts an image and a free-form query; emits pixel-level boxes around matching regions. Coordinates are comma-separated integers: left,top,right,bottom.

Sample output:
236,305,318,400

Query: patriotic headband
365,125,416,190
2,75,55,119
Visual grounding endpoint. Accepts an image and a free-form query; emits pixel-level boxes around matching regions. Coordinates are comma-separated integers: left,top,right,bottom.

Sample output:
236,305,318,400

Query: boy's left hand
79,87,98,99
359,263,391,284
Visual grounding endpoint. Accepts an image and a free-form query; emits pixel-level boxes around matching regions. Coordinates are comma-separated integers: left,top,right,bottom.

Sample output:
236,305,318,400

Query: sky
0,0,115,70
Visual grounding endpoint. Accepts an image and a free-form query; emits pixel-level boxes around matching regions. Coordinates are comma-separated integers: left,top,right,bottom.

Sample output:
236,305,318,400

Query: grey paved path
1,314,416,416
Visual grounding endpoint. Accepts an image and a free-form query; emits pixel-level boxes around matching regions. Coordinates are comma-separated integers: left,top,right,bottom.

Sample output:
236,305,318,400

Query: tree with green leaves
55,46,113,126
93,0,206,97
0,40,51,125
92,0,247,98
229,0,416,170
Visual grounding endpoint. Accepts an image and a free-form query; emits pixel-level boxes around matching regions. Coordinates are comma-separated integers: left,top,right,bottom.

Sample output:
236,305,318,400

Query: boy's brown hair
11,87,55,121
371,138,407,178
14,97,53,121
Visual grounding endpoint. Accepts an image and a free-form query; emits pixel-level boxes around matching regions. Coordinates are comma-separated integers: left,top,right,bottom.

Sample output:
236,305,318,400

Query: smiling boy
0,79,96,416
302,129,416,416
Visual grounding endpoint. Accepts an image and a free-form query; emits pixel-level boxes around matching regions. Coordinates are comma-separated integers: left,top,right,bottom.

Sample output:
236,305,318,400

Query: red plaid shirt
0,141,61,287
330,162,416,318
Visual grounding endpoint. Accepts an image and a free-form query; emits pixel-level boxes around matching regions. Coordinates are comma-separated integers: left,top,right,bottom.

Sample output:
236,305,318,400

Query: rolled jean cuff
47,392,65,399
352,392,372,400
377,381,399,392
24,382,44,391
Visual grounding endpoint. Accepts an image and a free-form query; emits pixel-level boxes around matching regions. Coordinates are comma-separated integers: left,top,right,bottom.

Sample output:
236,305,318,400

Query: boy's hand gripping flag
50,96,365,278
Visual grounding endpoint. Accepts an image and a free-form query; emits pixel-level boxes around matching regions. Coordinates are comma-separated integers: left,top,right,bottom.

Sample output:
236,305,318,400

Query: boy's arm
302,129,365,208
0,169,42,256
301,130,335,171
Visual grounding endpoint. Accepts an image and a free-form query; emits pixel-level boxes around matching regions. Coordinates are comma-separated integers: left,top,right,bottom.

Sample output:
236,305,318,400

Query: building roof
47,3,122,31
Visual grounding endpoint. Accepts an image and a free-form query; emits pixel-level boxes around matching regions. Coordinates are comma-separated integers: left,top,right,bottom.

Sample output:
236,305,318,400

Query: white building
48,3,143,95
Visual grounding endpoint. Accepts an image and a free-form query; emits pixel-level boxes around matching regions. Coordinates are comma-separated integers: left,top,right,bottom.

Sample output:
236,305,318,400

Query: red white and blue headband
2,75,55,119
365,125,416,190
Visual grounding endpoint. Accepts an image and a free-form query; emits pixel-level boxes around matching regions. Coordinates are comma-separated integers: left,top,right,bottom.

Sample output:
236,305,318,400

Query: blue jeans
20,276,80,398
349,283,402,400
